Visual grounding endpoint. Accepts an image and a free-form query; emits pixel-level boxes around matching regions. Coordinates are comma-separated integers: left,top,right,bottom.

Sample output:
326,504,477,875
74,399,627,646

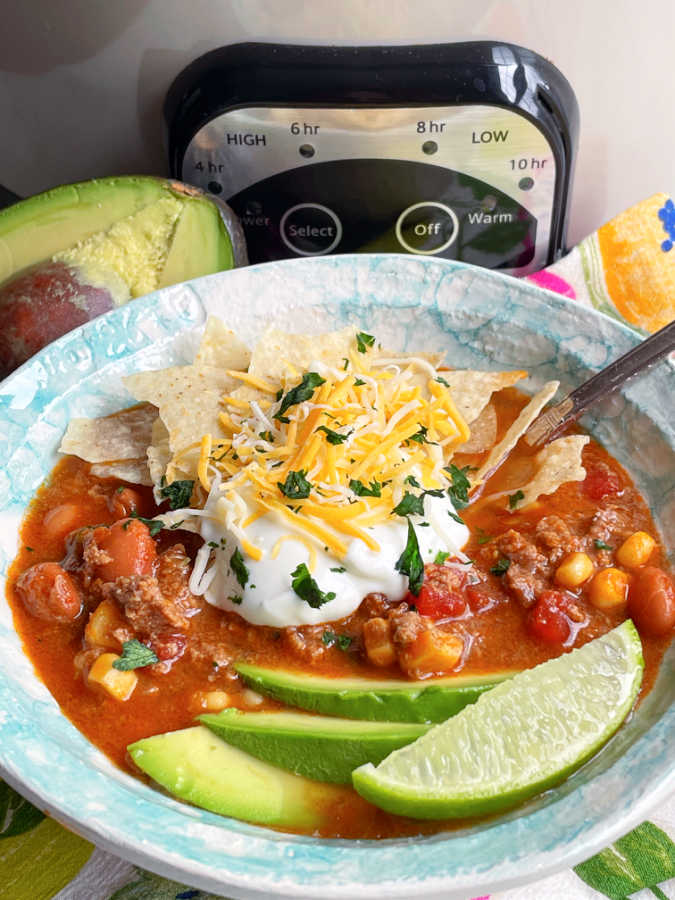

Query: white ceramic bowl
0,255,673,899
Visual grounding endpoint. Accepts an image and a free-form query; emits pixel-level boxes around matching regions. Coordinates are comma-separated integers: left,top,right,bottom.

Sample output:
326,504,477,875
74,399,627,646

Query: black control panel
166,42,578,273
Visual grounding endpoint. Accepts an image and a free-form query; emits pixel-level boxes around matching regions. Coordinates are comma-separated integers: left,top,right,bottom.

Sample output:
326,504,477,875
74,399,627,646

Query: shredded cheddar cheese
175,333,471,557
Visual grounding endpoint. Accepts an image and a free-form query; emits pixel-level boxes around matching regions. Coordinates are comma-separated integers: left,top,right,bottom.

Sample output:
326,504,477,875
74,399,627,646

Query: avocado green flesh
200,709,430,783
128,725,343,829
234,664,516,723
0,175,233,289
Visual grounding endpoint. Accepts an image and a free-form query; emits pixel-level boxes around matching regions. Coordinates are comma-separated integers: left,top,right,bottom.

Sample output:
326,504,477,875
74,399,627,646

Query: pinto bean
93,519,156,582
15,562,82,622
628,567,675,636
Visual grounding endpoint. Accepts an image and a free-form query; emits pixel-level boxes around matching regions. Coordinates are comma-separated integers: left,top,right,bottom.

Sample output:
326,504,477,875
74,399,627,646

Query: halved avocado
235,664,516,724
128,725,343,830
200,708,430,783
0,176,243,377
0,176,235,286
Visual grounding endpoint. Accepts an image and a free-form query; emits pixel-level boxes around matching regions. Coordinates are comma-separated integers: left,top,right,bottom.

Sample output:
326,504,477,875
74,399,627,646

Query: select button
280,203,342,256
395,201,459,255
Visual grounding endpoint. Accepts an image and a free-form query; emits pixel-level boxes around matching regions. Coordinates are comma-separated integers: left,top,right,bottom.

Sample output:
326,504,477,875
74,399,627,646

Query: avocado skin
200,709,430,783
128,725,343,830
235,663,513,724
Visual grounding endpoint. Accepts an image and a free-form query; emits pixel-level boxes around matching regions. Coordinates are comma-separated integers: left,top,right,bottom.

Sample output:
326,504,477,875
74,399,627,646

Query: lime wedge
352,621,643,819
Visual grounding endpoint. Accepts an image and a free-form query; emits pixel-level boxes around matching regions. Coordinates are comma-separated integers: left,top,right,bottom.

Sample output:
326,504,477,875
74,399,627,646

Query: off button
395,201,459,255
280,203,342,256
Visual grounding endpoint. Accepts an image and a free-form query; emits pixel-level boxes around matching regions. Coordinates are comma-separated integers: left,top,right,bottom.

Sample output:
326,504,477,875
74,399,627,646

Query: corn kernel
400,629,463,678
88,652,137,701
84,598,125,649
241,688,264,707
589,567,631,610
193,690,231,712
555,552,594,589
363,617,396,667
616,531,656,569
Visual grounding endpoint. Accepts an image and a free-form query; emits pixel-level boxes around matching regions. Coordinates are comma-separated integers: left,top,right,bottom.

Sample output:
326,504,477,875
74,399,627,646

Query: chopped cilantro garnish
349,478,382,497
113,639,158,671
278,469,312,499
169,519,185,530
491,557,511,576
129,511,164,536
229,595,243,605
435,375,450,387
316,425,351,445
322,630,352,650
25,546,34,552
434,551,450,565
447,510,464,524
477,528,493,545
356,331,376,353
258,430,274,443
274,372,325,420
392,491,425,517
508,489,525,510
115,485,125,494
354,377,366,386
159,477,194,509
291,563,336,608
594,539,613,551
395,519,424,595
330,566,346,573
207,541,219,549
230,548,249,588
444,464,472,510
342,357,349,370
408,424,435,445
404,474,422,488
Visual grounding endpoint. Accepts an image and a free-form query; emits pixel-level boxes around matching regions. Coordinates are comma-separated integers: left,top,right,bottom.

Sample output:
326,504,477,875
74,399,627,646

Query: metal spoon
524,318,675,447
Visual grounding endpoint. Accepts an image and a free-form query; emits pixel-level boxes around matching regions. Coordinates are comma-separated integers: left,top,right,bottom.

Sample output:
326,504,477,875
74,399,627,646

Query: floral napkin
1,193,673,900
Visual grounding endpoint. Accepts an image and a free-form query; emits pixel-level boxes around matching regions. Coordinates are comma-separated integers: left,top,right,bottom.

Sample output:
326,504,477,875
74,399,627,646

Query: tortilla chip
59,403,157,463
485,435,590,510
248,326,358,383
147,416,171,489
195,316,251,371
442,370,527,425
90,459,152,485
455,403,497,455
123,365,237,481
473,381,559,484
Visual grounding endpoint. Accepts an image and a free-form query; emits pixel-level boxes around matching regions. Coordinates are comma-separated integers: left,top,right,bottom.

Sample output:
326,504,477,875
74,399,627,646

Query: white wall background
0,0,672,246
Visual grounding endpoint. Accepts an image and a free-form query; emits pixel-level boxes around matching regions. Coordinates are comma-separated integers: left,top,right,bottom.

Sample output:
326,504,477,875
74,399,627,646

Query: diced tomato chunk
583,465,621,501
415,584,466,618
412,563,469,618
527,590,573,644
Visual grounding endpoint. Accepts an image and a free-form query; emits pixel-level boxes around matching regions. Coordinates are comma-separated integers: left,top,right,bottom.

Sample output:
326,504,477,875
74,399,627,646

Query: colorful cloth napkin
1,193,673,900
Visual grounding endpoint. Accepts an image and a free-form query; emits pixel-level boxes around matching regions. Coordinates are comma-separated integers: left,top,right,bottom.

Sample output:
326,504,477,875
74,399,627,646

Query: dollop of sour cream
188,484,469,628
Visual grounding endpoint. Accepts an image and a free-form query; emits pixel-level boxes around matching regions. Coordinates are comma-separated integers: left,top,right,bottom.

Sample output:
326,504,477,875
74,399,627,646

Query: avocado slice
200,708,430,783
235,664,516,724
128,725,343,830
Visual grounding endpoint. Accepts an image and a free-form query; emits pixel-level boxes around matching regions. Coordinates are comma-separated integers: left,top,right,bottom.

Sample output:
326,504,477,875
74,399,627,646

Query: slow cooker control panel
182,105,555,273
167,42,578,273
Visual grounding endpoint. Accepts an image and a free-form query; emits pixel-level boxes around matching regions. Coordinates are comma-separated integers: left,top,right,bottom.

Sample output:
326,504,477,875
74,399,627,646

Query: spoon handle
525,319,675,447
